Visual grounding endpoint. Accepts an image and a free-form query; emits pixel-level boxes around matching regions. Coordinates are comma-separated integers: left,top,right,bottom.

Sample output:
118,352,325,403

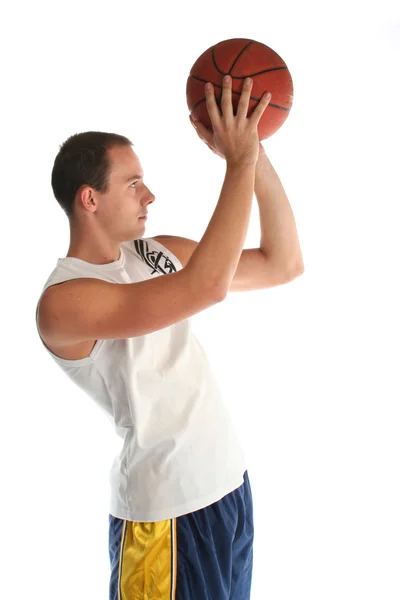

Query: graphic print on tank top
134,239,177,275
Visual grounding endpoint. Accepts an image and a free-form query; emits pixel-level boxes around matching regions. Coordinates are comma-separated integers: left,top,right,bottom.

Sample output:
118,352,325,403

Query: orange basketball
186,38,294,140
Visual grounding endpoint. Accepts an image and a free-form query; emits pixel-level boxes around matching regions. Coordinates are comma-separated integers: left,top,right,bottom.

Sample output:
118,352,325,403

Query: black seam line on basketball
189,66,287,89
189,96,288,112
211,40,255,77
188,76,289,111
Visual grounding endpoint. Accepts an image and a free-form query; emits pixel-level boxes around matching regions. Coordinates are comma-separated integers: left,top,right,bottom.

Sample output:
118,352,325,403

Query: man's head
51,131,155,243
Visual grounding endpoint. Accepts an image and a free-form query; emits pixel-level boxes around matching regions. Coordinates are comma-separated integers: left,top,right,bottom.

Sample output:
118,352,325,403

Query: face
92,144,155,241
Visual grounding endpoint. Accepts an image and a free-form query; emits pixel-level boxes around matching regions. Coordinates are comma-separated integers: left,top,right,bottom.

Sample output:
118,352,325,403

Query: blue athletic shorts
108,470,254,599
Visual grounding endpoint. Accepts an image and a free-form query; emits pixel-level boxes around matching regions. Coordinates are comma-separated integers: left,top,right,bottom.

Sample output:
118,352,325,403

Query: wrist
256,146,273,171
226,155,257,170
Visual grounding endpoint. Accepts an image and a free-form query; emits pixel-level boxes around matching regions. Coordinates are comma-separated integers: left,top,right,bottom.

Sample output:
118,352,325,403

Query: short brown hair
51,131,133,219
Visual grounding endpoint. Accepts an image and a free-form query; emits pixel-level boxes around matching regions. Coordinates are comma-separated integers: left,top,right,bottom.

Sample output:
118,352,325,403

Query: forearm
188,161,256,295
255,146,304,272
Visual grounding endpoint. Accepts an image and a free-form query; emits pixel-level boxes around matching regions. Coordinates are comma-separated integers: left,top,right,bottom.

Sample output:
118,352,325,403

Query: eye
129,181,138,189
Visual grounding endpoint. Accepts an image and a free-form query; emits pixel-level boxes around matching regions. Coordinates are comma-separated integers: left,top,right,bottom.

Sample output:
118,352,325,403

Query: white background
1,0,399,598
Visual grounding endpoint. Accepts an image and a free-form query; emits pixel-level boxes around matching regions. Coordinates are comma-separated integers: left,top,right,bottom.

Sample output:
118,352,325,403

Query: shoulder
151,235,198,269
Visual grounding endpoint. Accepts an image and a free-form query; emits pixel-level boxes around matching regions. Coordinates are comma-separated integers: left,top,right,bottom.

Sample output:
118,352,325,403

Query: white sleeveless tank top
35,237,247,522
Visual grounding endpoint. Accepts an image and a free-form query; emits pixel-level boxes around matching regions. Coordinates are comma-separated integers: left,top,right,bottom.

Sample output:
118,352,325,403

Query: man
36,75,304,599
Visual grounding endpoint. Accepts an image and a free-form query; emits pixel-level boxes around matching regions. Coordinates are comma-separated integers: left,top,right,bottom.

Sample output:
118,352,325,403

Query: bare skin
66,145,156,264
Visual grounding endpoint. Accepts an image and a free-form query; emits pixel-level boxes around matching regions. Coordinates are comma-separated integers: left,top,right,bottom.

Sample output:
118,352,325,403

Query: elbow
288,262,305,279
212,284,228,303
209,280,228,303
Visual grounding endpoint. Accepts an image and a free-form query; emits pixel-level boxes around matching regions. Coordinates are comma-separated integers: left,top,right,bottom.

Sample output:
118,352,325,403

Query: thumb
189,114,200,128
189,115,213,143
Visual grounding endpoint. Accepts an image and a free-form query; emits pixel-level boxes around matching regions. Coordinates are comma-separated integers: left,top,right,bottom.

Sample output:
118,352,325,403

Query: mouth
138,215,148,220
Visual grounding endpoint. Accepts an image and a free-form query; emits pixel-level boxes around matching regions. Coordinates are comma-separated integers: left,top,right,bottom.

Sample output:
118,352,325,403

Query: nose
143,190,155,207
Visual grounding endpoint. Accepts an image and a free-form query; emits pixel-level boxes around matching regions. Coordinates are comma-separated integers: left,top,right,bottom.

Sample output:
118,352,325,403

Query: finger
236,77,253,120
205,83,222,129
249,92,272,125
221,75,233,121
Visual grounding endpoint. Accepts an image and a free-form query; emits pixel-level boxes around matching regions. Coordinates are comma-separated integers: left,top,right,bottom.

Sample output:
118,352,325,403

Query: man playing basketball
36,75,304,599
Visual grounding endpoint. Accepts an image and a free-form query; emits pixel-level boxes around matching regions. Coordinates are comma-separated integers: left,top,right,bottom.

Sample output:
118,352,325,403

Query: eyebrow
124,174,143,183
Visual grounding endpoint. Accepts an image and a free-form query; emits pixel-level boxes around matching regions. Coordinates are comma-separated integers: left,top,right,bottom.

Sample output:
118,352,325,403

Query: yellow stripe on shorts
118,518,177,599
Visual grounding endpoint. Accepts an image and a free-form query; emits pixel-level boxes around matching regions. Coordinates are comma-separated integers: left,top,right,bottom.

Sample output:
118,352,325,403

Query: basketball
186,38,294,140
